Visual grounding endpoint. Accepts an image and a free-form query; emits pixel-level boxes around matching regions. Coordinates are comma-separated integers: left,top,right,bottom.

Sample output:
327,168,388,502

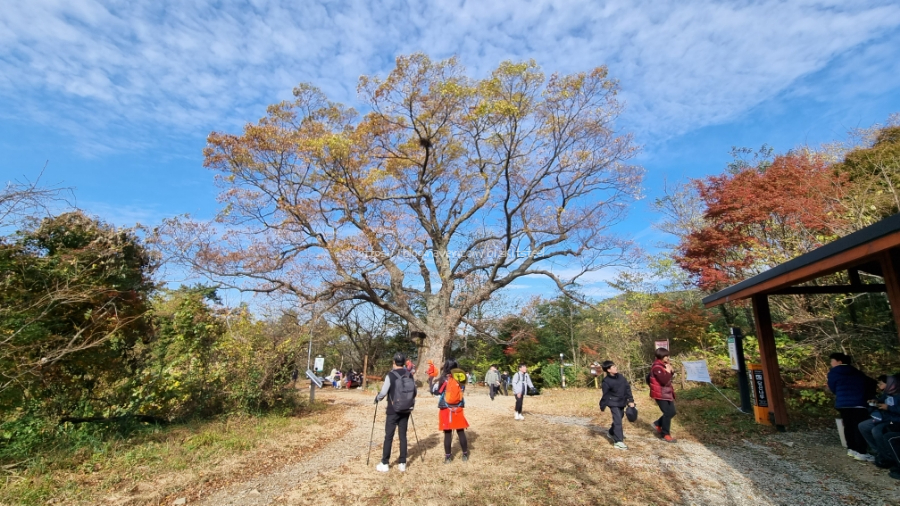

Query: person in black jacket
599,360,635,450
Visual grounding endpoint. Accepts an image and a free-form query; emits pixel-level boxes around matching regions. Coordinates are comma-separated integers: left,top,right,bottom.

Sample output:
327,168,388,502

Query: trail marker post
729,327,753,414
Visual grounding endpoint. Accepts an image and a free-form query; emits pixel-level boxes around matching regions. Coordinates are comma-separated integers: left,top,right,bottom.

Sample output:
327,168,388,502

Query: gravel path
189,390,899,506
525,410,898,505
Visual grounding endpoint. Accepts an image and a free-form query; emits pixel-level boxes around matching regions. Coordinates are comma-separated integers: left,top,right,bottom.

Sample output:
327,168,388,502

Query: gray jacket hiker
512,371,534,396
485,367,501,400
512,368,535,420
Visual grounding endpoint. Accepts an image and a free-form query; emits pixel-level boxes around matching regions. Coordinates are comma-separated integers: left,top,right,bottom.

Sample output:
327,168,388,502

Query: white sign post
682,360,712,383
727,337,739,371
683,359,746,413
314,356,325,373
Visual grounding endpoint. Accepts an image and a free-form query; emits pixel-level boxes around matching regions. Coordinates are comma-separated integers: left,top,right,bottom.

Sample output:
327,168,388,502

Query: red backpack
440,376,464,406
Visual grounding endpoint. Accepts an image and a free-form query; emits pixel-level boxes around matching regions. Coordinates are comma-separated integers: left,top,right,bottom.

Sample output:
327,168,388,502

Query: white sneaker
847,450,860,458
376,463,389,472
854,453,875,462
514,413,521,420
398,463,407,472
519,413,525,420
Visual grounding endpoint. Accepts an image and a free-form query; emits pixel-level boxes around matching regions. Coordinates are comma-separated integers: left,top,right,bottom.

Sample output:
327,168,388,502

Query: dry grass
277,388,702,506
3,386,857,506
0,401,344,506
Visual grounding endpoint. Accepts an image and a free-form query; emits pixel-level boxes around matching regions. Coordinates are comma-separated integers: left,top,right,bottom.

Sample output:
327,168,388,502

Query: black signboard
752,369,768,408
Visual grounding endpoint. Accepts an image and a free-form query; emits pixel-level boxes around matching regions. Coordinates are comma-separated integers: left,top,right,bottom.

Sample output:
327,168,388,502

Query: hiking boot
444,455,453,464
875,459,895,469
613,441,628,450
462,452,469,462
664,435,677,443
376,463,389,472
398,463,407,472
652,421,663,435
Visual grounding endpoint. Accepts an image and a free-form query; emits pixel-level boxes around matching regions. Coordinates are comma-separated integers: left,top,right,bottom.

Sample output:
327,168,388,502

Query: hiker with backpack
500,370,510,396
599,360,635,450
512,363,535,421
436,359,469,463
374,353,418,472
649,348,678,443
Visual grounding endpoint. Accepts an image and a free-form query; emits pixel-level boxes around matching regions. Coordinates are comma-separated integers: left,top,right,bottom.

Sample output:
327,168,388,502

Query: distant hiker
649,348,677,443
828,352,876,460
405,358,417,376
499,370,510,396
374,353,417,472
333,370,342,389
485,365,501,401
426,359,438,394
327,368,339,387
599,360,635,450
291,367,299,387
437,359,469,463
512,363,535,420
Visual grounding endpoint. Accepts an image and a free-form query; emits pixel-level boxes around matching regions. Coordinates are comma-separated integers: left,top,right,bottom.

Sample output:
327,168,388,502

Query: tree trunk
413,324,454,385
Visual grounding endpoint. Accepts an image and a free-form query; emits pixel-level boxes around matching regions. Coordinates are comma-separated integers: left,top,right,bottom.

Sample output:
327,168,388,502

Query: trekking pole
366,401,378,466
410,412,424,462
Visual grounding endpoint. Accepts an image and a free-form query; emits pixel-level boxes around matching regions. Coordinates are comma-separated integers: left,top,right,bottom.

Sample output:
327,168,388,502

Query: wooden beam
767,284,886,295
878,250,900,345
752,294,789,429
705,230,900,307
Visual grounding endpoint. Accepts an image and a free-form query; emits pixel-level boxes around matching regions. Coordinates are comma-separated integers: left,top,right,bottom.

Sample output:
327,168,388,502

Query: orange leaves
676,152,848,291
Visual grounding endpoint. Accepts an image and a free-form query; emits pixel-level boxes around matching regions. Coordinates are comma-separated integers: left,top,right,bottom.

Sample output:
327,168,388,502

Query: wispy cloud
1,1,898,154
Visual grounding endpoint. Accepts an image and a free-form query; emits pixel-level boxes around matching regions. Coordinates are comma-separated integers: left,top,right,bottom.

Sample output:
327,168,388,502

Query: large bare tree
159,54,642,381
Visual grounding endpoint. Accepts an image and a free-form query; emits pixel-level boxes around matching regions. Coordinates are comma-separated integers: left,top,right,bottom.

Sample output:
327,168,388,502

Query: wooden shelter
703,213,900,429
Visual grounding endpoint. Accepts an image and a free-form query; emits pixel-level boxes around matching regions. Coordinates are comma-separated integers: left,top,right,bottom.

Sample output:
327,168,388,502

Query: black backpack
389,369,417,413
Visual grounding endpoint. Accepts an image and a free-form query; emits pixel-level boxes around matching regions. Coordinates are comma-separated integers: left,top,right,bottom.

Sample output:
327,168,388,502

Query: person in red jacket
649,347,677,443
426,359,438,394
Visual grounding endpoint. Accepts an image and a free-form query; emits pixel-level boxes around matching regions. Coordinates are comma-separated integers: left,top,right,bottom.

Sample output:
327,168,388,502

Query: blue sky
2,0,900,303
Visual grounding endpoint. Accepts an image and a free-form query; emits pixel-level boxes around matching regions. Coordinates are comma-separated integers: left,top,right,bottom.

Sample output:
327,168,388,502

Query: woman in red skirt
437,359,469,463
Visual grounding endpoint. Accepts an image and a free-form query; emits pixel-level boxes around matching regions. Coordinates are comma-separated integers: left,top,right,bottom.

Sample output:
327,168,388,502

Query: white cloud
1,0,899,153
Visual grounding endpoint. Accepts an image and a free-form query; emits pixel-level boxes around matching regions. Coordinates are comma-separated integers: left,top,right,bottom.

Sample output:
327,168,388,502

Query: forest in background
2,57,900,473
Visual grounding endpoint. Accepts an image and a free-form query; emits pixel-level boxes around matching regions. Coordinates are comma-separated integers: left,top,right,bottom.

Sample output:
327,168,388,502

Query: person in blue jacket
859,375,897,463
827,352,875,460
871,380,900,473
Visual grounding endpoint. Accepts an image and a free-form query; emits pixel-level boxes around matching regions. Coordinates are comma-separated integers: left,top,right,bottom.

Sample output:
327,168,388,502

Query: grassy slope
0,402,341,506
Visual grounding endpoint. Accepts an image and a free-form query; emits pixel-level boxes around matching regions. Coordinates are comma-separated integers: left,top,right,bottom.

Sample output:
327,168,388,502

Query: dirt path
194,395,375,506
188,388,900,506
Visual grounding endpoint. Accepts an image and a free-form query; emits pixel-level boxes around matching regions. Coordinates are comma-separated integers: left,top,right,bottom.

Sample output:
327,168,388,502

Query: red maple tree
676,152,848,292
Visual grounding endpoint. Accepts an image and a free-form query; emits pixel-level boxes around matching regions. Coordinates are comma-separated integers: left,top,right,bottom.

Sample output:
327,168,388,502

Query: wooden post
879,250,900,346
751,294,789,430
362,355,369,391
